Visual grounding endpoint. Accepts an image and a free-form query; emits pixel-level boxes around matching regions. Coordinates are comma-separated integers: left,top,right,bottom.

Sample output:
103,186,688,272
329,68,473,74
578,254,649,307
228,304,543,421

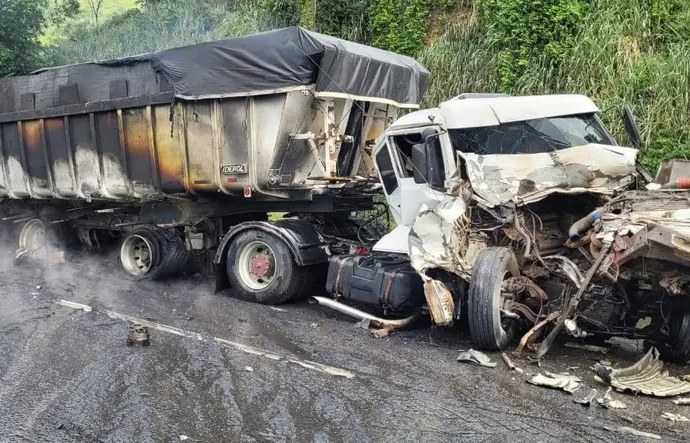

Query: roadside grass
419,0,690,172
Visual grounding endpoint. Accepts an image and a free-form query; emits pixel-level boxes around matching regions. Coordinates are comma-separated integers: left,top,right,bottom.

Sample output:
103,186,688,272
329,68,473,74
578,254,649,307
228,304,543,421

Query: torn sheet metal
662,412,689,422
564,342,610,354
408,194,472,277
457,349,497,368
596,388,627,409
408,195,470,326
594,347,690,397
462,144,637,207
527,372,582,393
573,388,597,406
422,278,455,327
672,397,690,405
612,427,661,440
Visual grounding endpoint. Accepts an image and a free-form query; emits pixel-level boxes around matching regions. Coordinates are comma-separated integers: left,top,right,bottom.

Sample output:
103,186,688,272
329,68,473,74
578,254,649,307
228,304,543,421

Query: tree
87,0,107,27
49,0,80,26
0,0,46,77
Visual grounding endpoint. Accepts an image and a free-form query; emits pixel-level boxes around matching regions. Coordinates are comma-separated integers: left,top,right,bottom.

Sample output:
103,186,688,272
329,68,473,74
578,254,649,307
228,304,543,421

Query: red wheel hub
249,253,271,278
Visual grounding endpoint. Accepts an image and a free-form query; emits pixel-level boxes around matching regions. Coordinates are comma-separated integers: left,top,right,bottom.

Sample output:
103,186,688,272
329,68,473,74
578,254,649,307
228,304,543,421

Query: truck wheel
658,312,690,363
120,228,162,279
120,227,188,280
226,230,304,304
468,247,520,350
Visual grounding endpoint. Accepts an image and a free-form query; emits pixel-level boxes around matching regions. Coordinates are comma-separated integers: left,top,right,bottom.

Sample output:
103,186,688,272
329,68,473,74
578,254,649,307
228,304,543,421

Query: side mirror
622,105,642,149
410,128,446,189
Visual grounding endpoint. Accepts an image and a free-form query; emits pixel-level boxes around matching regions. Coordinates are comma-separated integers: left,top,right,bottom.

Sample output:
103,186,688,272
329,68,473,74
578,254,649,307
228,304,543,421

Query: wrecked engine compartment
412,187,690,362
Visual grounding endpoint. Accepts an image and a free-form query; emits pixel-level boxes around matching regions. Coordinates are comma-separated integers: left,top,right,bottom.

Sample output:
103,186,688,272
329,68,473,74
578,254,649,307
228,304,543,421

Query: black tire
658,312,690,364
468,247,520,350
120,227,189,280
226,230,304,305
152,228,190,279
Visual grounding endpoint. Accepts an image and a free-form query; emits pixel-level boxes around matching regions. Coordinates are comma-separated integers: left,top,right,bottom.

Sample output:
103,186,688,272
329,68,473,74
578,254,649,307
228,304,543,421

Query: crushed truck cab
334,93,690,361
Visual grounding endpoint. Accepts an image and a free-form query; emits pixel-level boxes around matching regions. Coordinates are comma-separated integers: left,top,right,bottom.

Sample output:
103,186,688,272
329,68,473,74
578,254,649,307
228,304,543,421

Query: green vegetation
4,0,690,171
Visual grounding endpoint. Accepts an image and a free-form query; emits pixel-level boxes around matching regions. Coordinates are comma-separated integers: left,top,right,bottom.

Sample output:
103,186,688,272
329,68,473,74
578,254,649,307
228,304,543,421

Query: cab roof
389,94,599,130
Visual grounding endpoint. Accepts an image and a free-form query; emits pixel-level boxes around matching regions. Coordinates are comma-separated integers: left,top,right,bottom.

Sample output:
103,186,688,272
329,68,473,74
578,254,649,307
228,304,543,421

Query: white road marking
56,299,355,379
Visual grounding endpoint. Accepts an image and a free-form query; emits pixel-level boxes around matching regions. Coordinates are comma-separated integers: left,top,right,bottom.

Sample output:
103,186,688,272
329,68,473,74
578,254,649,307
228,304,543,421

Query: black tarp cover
150,27,429,106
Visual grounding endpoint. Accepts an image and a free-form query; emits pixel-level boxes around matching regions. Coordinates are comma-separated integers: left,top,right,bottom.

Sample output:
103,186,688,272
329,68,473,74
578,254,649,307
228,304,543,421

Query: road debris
672,397,690,405
662,412,689,422
244,366,254,373
610,426,661,440
564,342,609,354
596,388,627,409
270,307,287,312
457,349,497,368
127,324,150,346
572,388,597,406
500,352,523,373
527,372,581,393
179,435,189,441
593,347,690,397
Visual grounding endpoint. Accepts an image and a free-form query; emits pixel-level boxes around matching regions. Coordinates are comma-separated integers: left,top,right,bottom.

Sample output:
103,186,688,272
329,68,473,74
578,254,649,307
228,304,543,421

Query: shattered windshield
450,113,614,155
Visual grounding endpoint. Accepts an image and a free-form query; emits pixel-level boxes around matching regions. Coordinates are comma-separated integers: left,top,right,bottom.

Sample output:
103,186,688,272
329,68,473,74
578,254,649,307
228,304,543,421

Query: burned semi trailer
0,27,429,300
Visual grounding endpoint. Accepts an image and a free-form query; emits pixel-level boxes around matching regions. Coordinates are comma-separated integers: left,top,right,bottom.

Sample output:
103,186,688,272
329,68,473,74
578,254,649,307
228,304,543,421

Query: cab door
373,126,449,227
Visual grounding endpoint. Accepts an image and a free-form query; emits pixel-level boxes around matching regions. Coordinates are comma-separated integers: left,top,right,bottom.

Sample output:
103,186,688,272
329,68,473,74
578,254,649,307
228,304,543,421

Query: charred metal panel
110,80,128,99
183,101,217,193
20,93,35,111
1,123,30,197
122,107,156,195
0,90,398,203
58,84,80,106
218,97,251,194
44,117,76,197
153,105,185,193
70,114,100,198
21,119,53,196
95,111,128,197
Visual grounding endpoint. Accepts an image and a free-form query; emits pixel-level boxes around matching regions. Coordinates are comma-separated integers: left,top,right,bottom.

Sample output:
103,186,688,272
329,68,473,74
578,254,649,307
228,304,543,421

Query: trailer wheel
120,227,189,280
120,228,162,279
658,312,690,364
226,230,304,304
468,247,520,350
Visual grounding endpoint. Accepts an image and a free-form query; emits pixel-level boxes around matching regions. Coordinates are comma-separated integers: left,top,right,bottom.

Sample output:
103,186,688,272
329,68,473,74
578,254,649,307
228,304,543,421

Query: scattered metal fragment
270,307,287,312
527,372,582,393
457,349,497,368
597,388,627,409
619,415,635,424
614,426,661,440
501,352,517,371
564,342,609,354
244,366,254,373
594,347,690,397
672,397,690,405
573,388,597,406
662,412,689,422
179,435,189,441
127,323,150,346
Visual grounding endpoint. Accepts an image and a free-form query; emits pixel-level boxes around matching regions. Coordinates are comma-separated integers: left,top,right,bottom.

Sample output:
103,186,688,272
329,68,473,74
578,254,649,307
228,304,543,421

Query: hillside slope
30,0,690,171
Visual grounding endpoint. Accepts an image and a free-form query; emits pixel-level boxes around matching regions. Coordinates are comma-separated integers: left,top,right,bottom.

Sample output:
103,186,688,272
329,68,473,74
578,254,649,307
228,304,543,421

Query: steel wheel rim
121,234,155,276
19,219,46,252
237,240,275,290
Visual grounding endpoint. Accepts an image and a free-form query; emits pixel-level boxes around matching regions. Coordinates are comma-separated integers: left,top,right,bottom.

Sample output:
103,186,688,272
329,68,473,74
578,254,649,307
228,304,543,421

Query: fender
214,219,330,292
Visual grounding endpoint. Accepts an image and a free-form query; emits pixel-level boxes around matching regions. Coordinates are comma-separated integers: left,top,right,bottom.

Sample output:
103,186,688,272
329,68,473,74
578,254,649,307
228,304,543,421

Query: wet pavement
0,254,689,442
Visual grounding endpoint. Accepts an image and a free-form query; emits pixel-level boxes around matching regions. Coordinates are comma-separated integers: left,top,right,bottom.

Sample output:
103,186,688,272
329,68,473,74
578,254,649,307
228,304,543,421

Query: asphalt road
0,252,688,443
